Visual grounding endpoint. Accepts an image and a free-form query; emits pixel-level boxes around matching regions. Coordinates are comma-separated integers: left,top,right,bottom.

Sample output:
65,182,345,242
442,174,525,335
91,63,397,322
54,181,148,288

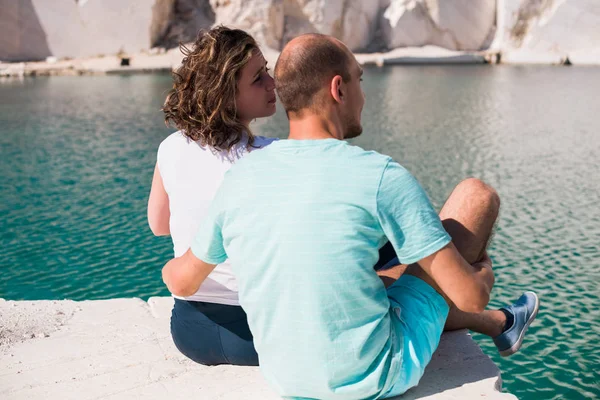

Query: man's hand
471,251,495,291
473,251,492,269
162,249,217,297
419,243,495,313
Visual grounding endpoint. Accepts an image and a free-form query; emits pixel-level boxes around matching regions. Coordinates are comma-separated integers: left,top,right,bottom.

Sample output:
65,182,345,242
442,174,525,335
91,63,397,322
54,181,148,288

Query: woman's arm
147,163,171,236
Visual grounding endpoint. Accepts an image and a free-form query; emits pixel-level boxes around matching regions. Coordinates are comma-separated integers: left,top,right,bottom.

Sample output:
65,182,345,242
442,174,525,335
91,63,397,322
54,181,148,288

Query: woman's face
236,49,276,125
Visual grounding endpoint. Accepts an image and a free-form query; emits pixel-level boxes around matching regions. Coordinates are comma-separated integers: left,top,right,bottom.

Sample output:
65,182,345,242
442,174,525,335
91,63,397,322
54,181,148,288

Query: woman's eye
254,71,270,84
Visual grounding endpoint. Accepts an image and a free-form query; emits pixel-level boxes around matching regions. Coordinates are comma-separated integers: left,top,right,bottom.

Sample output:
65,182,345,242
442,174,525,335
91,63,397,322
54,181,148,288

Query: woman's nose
265,74,275,91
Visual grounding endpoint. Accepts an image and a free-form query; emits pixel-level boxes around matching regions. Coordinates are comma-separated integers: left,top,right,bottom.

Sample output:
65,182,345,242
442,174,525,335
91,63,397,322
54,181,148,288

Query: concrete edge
3,44,597,79
1,297,518,400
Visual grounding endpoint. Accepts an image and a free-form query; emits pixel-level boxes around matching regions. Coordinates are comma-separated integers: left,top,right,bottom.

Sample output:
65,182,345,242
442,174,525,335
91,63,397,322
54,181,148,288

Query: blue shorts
383,274,450,398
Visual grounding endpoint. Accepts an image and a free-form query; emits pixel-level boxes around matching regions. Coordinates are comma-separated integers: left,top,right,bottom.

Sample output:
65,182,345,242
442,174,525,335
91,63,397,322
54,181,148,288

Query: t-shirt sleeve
190,185,228,265
376,160,451,264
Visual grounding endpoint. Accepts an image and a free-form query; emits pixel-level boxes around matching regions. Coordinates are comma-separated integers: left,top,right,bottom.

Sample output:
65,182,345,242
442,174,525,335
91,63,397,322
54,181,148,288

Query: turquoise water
1,67,599,399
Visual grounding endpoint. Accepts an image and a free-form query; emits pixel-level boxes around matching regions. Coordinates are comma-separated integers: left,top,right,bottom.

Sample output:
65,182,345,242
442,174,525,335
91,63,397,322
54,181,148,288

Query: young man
162,34,539,399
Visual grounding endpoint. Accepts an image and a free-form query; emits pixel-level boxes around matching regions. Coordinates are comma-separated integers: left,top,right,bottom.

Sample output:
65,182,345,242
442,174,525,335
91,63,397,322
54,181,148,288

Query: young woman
147,26,277,366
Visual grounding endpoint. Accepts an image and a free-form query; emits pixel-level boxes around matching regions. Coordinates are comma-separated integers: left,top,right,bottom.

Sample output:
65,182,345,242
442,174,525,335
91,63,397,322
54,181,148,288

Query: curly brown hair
163,26,259,152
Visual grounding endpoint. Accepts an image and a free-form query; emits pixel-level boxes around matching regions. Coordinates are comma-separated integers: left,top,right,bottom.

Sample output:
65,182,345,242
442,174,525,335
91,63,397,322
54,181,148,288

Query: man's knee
456,178,500,214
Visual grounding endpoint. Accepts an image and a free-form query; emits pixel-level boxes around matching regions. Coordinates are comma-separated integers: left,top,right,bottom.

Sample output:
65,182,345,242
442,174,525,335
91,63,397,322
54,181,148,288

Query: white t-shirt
157,131,277,305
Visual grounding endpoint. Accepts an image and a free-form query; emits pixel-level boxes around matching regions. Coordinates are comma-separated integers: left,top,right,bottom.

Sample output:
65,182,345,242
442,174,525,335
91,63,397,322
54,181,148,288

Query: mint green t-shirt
192,139,451,399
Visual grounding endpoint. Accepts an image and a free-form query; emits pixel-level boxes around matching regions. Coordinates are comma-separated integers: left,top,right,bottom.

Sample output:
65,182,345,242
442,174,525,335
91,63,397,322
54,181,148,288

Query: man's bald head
275,34,353,115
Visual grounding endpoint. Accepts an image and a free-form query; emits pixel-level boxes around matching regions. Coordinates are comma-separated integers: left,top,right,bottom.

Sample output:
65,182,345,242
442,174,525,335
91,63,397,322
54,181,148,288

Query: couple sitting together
148,26,539,399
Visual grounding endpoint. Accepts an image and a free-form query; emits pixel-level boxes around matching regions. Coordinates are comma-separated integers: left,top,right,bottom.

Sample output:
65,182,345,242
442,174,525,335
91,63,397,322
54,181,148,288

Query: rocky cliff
0,0,598,64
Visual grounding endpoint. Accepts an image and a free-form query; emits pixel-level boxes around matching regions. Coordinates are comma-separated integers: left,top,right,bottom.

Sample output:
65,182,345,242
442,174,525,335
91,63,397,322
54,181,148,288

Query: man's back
192,139,450,399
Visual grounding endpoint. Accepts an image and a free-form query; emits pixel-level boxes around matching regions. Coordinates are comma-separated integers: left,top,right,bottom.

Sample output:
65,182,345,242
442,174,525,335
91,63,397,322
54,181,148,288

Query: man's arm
375,161,495,312
418,242,494,313
162,249,216,297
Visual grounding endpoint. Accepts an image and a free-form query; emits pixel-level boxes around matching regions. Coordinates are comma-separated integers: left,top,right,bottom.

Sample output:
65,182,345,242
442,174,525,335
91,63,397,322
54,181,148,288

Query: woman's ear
330,75,344,104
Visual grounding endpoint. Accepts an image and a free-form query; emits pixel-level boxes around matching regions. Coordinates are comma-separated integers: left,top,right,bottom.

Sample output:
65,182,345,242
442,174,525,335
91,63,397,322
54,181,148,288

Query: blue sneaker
493,291,540,357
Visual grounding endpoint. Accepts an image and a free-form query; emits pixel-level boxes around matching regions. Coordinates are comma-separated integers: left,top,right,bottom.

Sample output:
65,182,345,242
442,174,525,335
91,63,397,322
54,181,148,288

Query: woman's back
158,131,276,304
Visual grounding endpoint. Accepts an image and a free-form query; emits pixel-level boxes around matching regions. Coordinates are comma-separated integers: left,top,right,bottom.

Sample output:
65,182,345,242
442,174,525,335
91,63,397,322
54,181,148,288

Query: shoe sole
499,291,539,357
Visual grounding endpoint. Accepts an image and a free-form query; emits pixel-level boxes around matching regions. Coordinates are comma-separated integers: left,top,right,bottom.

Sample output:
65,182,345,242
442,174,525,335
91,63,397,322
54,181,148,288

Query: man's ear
330,75,344,104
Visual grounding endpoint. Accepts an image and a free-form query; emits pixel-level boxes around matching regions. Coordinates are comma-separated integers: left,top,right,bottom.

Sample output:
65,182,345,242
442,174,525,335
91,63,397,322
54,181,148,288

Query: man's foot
493,291,540,357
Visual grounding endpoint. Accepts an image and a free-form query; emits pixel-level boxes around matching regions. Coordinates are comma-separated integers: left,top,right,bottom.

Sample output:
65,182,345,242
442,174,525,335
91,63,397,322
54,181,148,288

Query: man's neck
288,112,344,141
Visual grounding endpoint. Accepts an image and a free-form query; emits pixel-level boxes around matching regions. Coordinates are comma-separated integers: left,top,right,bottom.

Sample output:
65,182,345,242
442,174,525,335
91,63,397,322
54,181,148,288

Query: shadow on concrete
0,0,52,61
388,330,501,399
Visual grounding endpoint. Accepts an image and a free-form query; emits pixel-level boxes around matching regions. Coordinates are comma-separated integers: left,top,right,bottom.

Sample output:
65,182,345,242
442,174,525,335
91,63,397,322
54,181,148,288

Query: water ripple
2,68,600,399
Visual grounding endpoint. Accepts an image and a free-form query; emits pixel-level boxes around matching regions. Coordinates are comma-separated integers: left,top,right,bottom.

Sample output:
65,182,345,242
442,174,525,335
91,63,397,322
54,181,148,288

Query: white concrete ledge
500,50,567,65
0,48,185,78
0,46,488,79
355,46,488,66
567,48,600,66
4,43,599,78
0,297,516,399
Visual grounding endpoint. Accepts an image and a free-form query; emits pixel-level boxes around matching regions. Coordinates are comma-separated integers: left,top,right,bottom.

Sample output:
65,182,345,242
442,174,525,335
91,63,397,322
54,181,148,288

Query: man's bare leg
437,178,507,337
379,178,507,338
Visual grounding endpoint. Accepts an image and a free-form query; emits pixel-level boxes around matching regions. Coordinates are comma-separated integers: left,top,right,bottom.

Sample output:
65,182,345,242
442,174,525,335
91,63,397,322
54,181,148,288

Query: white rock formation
16,0,154,60
493,0,600,64
340,1,382,51
379,0,497,51
281,0,380,51
568,47,600,65
151,0,215,49
0,0,214,62
380,0,433,49
0,0,51,62
427,0,498,50
532,0,600,56
1,0,599,64
211,0,285,50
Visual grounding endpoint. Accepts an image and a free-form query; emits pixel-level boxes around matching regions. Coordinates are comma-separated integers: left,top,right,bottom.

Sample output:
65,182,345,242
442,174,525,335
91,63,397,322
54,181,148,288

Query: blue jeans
170,242,399,366
170,298,259,366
